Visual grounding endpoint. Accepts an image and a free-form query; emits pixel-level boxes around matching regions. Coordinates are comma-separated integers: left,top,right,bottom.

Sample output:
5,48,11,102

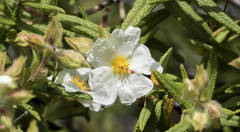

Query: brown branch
102,9,110,27
86,0,116,15
119,0,126,24
229,0,240,8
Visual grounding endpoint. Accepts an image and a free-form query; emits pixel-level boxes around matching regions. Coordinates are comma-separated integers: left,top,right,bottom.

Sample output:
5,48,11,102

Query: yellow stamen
72,75,89,91
111,56,130,76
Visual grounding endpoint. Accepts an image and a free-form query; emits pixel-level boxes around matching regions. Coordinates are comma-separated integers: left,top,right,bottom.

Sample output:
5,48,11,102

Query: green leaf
225,84,240,94
166,119,191,132
0,15,15,25
30,50,40,75
48,81,92,100
221,113,240,127
154,100,163,121
153,70,192,108
43,97,87,121
56,13,98,39
180,64,188,81
206,49,218,98
121,0,160,30
21,104,41,121
21,2,65,13
27,120,39,132
159,47,173,72
222,96,240,108
134,102,153,132
223,108,240,115
163,0,216,44
138,9,169,36
194,0,240,35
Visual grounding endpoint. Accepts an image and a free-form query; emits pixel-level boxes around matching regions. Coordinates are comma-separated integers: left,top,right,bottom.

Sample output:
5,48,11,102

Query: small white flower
52,68,103,112
86,26,163,106
0,75,13,88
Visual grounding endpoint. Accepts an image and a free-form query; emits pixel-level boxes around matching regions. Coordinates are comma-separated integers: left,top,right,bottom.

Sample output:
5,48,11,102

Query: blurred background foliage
1,0,240,132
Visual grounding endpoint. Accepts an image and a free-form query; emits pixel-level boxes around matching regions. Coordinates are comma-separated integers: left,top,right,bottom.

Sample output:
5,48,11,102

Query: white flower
51,68,103,112
86,26,163,106
0,75,13,88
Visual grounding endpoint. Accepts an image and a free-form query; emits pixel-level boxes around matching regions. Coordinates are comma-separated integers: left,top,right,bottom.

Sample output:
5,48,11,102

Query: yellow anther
72,75,89,91
111,56,130,76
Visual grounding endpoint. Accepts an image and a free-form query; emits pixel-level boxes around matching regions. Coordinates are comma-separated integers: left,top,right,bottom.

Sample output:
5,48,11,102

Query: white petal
88,66,118,106
0,75,13,87
109,27,140,57
86,38,116,67
55,68,91,92
150,62,163,73
129,44,155,75
77,99,103,112
118,74,153,105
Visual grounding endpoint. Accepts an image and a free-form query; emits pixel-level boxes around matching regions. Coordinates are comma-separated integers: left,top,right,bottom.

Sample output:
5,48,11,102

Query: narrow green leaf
21,104,41,121
225,84,240,94
1,0,14,16
163,0,216,44
56,13,99,39
221,113,240,127
194,0,240,35
48,81,92,100
21,2,65,13
43,97,86,121
159,47,173,72
134,102,155,132
206,49,218,98
223,108,240,115
138,9,169,36
139,106,152,131
153,70,192,108
121,0,160,30
30,50,40,75
0,15,15,25
27,120,39,132
222,96,240,108
154,100,163,121
166,119,191,132
180,64,188,81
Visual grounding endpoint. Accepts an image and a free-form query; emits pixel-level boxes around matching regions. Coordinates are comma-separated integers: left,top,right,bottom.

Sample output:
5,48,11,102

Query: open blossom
51,68,102,112
86,26,163,106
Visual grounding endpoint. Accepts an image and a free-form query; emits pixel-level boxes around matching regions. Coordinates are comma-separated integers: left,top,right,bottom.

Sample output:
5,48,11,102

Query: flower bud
183,65,209,101
7,90,34,105
15,31,30,47
190,111,208,132
44,17,63,47
65,37,93,54
56,50,90,69
5,56,27,81
229,57,240,70
207,100,222,119
26,34,45,50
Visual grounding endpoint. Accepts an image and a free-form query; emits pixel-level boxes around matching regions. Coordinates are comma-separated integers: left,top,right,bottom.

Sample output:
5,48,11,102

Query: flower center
72,75,89,91
111,56,130,76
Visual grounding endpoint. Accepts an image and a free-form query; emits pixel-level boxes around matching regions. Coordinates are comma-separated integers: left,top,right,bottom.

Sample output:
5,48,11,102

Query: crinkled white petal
150,62,163,73
77,99,103,112
86,38,116,67
118,73,153,105
0,75,13,87
109,26,140,57
54,68,91,92
129,44,155,75
88,66,118,106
